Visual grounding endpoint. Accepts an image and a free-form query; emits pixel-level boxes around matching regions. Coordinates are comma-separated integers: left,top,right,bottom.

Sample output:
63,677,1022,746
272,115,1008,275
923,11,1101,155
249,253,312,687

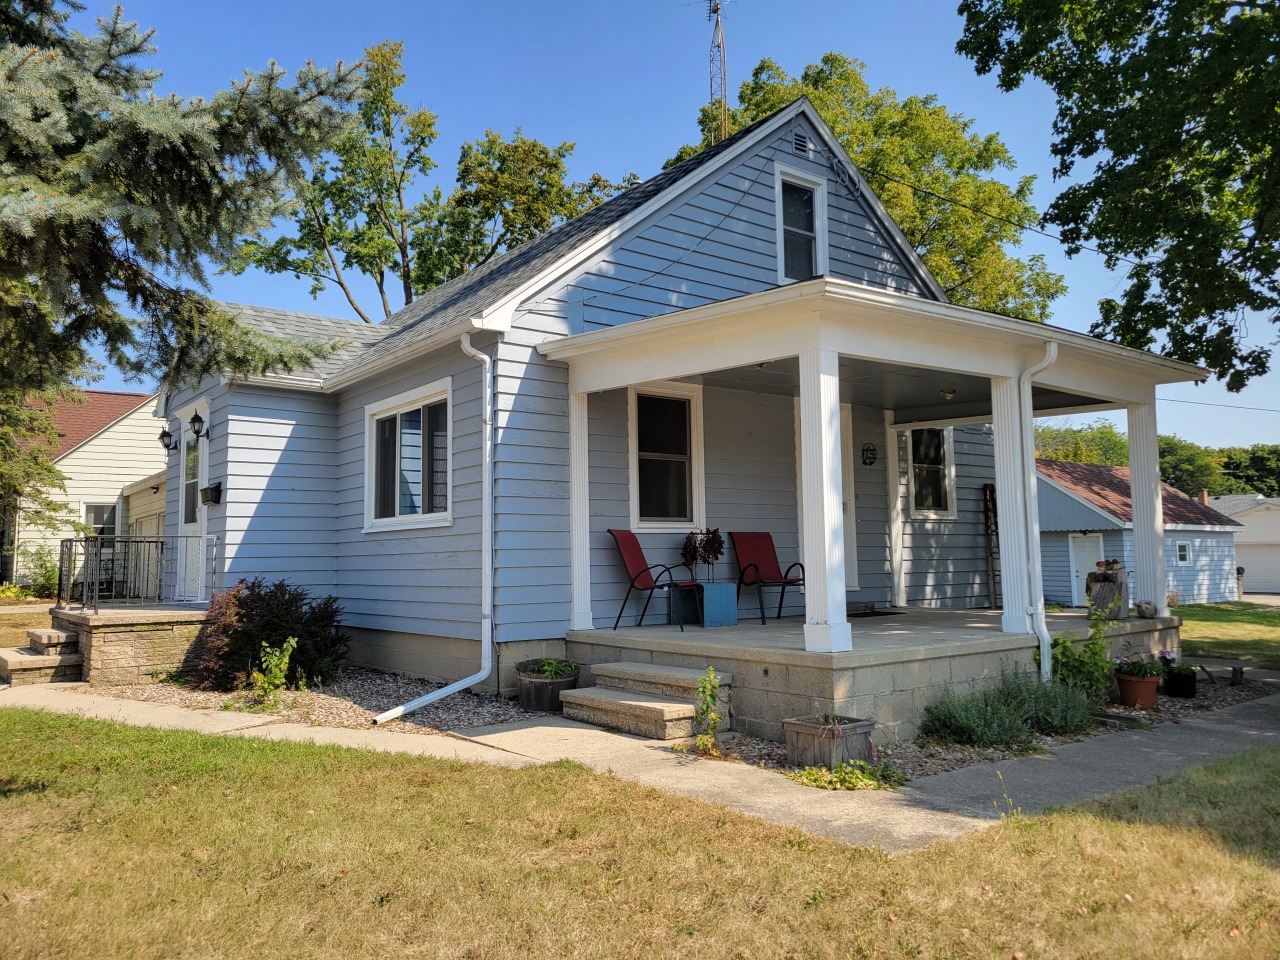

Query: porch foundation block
52,607,210,686
348,629,567,697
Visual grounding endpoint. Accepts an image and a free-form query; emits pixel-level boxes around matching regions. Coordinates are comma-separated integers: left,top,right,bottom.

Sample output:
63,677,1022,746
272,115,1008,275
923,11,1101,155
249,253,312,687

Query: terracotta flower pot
1115,672,1159,709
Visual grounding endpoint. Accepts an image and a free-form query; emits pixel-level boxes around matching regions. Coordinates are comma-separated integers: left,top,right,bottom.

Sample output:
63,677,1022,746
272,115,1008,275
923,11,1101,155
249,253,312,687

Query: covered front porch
542,278,1200,654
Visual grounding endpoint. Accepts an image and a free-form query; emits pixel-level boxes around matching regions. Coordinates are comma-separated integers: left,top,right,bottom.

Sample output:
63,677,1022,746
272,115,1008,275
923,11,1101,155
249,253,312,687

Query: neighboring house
2,391,166,586
1209,494,1280,593
1037,459,1240,606
153,98,1205,729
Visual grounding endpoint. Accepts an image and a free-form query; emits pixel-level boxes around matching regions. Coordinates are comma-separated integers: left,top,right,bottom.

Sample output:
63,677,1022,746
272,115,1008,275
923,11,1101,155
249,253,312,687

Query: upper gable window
774,161,828,284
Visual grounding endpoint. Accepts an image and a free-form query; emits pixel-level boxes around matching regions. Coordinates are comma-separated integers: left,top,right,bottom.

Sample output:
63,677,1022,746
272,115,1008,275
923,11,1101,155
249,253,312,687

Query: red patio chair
607,529,702,631
729,531,804,624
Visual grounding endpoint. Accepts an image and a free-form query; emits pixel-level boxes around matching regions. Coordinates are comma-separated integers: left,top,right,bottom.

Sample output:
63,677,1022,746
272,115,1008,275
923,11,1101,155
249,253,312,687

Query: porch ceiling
696,356,1104,423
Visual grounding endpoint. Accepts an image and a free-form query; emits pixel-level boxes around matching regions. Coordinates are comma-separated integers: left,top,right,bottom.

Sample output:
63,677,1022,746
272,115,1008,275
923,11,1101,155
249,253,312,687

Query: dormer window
774,161,828,284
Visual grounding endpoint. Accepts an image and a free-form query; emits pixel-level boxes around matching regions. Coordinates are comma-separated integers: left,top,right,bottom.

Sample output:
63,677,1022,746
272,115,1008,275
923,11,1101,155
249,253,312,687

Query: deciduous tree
957,1,1280,389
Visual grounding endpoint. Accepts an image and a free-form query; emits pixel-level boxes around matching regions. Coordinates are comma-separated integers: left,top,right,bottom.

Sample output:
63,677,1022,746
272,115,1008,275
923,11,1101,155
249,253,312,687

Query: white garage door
1237,544,1280,593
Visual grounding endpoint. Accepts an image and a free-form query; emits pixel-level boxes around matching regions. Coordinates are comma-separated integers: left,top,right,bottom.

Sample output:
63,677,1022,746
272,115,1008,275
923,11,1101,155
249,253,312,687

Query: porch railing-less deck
56,536,216,613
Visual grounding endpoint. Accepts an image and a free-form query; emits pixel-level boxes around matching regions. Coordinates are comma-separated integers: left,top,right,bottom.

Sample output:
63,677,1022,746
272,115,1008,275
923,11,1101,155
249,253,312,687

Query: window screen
782,181,816,281
911,428,950,513
374,399,448,520
636,394,692,522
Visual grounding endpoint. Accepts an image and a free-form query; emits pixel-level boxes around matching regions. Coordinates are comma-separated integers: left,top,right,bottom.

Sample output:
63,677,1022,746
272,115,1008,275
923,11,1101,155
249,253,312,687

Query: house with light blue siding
1037,459,1240,607
155,99,1209,737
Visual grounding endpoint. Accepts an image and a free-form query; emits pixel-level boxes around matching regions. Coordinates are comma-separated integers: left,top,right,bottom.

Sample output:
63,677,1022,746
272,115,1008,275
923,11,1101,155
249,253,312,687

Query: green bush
1036,605,1113,705
189,578,349,691
20,544,59,598
920,667,1092,749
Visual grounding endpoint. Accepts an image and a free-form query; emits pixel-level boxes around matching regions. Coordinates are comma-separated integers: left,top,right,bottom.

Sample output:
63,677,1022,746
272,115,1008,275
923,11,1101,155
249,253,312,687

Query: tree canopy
957,1,1280,390
668,53,1066,322
0,0,360,392
234,40,623,322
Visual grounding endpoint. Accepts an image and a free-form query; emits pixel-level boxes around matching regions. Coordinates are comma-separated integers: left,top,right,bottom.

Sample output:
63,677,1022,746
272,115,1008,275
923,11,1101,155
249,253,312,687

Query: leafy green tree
1035,419,1129,466
1158,435,1254,497
957,1,1280,390
237,40,623,321
1220,445,1280,498
669,53,1066,322
1,0,360,391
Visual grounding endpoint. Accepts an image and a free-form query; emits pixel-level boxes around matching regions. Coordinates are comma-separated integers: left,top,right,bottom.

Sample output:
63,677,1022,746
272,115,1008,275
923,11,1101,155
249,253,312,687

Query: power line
858,165,1146,269
1157,396,1280,415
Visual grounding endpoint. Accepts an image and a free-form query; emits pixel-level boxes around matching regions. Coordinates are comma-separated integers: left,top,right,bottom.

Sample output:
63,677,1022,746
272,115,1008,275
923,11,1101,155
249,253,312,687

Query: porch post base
804,621,853,653
1001,609,1032,634
570,612,595,631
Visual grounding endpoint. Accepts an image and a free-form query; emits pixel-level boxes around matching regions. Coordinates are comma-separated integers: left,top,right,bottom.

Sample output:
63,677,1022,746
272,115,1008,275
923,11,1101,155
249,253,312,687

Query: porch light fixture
940,388,958,401
189,411,208,439
157,428,179,452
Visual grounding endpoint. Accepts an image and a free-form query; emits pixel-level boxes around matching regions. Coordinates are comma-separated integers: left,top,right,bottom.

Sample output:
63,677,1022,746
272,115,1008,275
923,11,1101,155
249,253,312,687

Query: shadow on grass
0,776,49,797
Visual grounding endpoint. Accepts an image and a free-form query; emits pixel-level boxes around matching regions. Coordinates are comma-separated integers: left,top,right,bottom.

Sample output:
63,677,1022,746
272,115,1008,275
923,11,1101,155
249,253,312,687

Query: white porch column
883,412,907,607
1127,398,1166,616
990,376,1032,633
798,348,852,652
569,390,594,630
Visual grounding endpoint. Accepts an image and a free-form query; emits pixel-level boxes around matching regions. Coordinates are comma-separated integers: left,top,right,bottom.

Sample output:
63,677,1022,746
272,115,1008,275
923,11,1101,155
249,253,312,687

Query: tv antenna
707,1,729,142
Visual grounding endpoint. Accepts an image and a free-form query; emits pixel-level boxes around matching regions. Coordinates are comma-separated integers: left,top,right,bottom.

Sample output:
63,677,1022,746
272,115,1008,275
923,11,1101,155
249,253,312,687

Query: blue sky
84,0,1278,448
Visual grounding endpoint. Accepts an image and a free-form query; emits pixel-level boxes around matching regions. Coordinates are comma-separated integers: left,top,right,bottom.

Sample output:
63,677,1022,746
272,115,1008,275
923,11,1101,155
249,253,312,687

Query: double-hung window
365,379,451,530
629,383,705,531
1175,541,1192,565
774,162,827,284
85,503,118,538
908,427,956,519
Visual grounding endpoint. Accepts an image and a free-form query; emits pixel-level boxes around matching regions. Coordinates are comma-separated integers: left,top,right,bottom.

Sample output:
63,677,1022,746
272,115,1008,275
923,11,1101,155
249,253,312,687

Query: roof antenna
707,1,729,143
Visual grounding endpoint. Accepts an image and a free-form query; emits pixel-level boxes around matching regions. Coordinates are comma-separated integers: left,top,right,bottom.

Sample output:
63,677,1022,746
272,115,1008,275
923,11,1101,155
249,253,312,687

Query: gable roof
41,390,155,460
1036,459,1241,528
230,97,946,390
223,302,386,383
1209,494,1280,517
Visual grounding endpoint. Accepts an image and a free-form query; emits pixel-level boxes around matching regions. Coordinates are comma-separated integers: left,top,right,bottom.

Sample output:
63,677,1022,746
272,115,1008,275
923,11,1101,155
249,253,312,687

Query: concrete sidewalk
3,681,1278,853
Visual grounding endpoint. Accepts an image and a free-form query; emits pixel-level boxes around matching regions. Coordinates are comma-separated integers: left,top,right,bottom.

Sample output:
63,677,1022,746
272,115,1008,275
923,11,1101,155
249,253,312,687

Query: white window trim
628,381,706,533
774,160,829,285
363,377,453,533
1175,540,1192,566
906,425,958,521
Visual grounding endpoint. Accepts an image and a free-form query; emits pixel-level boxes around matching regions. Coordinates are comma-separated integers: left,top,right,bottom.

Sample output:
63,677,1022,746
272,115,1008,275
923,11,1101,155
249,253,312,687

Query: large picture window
908,427,956,519
365,380,451,530
629,383,704,531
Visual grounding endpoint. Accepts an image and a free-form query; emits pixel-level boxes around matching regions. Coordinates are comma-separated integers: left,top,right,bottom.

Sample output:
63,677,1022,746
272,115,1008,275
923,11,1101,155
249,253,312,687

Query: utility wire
858,165,1146,269
1156,396,1280,414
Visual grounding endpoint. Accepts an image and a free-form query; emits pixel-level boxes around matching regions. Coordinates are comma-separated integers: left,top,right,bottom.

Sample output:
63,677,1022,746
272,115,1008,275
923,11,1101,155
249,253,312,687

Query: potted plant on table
513,657,581,712
1159,649,1197,699
1113,643,1163,709
680,528,725,582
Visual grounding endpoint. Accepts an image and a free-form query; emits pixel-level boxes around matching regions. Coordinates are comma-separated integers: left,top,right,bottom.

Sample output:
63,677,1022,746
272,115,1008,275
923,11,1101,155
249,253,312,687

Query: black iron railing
56,536,213,613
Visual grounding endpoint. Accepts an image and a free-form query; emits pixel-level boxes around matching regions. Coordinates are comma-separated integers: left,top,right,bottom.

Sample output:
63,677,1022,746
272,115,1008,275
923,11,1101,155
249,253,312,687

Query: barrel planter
514,659,580,713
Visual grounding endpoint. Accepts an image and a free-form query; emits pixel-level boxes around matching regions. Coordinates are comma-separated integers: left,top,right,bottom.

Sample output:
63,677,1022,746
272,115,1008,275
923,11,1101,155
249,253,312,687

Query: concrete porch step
0,647,84,685
27,628,79,656
559,687,696,740
590,661,732,704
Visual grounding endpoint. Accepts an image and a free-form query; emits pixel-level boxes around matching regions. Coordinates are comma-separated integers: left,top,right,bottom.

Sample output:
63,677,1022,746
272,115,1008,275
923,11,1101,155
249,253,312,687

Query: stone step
589,661,732,704
27,628,79,655
560,687,696,740
0,647,83,685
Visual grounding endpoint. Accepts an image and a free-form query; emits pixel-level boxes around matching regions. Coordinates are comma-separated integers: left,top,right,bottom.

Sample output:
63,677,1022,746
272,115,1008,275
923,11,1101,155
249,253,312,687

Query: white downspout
1020,342,1058,681
374,331,495,724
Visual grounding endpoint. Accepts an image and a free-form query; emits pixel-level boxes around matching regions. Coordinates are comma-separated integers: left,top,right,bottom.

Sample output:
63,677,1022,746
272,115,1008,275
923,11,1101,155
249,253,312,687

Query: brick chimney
1198,489,1209,505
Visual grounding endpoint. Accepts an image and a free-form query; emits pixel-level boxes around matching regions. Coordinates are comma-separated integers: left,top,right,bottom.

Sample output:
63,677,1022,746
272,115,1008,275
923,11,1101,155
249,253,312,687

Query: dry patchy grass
1176,602,1280,668
0,611,51,648
1,709,1278,960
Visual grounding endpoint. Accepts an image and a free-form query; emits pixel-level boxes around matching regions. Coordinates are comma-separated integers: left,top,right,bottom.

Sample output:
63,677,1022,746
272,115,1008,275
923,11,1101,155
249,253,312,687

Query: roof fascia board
794,102,949,303
1037,472,1123,526
54,394,158,464
1164,523,1241,532
122,470,167,497
474,101,812,331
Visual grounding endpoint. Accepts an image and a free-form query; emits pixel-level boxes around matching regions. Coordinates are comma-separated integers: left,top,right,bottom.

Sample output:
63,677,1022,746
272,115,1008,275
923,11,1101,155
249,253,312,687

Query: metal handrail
56,535,213,613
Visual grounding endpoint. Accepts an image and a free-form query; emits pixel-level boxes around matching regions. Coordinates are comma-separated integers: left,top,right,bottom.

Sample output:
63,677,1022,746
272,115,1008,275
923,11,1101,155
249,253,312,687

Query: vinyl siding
1164,531,1237,605
1037,479,1123,532
1040,533,1073,605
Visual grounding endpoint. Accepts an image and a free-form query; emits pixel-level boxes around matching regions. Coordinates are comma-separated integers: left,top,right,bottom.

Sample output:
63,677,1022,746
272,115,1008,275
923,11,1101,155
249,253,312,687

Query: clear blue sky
83,0,1279,448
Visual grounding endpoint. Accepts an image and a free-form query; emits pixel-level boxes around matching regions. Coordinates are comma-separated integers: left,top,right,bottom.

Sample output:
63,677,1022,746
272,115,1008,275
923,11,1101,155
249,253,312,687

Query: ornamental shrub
920,666,1092,749
189,578,349,691
20,544,59,598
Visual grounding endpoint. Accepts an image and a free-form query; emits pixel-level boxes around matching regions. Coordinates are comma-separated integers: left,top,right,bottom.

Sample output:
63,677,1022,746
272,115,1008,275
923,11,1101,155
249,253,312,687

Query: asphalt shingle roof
1209,494,1280,517
221,302,388,381
39,390,154,460
1037,459,1241,528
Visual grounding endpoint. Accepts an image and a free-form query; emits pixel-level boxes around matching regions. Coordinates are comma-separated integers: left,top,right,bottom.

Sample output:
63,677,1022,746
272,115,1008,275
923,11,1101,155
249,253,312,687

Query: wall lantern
158,411,211,453
157,428,179,452
189,411,208,439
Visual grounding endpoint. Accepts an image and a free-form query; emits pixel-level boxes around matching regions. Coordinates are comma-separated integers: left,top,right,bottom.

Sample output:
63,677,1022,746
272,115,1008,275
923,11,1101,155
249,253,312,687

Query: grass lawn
2,710,1278,959
0,611,51,648
1175,601,1280,669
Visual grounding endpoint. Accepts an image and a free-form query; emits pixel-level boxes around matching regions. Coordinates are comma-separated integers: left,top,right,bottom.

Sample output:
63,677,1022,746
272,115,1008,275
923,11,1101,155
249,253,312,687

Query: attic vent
792,131,810,155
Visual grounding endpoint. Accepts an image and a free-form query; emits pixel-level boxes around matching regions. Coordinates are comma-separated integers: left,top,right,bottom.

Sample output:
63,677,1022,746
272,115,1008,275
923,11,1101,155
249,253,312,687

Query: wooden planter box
782,715,874,769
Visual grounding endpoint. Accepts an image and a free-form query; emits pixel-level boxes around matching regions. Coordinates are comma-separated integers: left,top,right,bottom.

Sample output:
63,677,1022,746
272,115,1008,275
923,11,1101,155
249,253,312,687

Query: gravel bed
76,667,526,735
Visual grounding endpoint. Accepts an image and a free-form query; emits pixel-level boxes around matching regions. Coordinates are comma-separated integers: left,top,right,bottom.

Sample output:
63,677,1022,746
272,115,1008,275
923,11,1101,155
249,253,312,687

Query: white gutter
1020,342,1058,681
374,332,495,724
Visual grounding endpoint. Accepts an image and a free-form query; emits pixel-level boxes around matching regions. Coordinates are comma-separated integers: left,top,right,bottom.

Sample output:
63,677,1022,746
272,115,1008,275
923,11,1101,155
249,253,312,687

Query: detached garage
1037,460,1242,607
1209,495,1280,594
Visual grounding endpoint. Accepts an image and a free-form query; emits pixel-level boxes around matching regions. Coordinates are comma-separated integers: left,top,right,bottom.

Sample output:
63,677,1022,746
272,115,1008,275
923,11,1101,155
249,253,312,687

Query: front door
179,433,204,600
1069,533,1105,606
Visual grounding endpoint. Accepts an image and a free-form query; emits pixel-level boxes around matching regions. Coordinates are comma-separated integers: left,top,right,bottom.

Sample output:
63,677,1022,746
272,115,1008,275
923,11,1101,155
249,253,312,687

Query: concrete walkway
3,681,1279,853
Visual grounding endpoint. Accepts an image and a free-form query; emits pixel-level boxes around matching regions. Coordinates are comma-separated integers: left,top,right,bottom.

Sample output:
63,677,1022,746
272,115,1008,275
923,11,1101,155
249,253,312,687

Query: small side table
671,582,738,627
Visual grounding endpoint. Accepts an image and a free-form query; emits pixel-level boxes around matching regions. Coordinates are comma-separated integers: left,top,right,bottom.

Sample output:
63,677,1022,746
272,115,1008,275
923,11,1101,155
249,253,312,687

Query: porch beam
1127,398,1167,616
798,348,852,652
569,391,594,630
990,376,1032,633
